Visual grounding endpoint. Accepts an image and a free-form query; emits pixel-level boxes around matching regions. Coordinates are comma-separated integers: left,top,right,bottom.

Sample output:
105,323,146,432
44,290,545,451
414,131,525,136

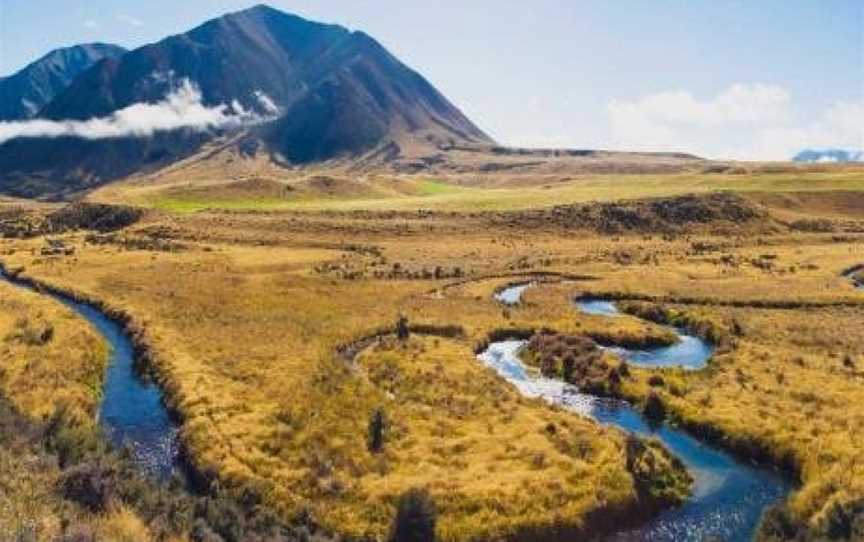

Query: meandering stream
484,284,792,541
575,299,714,370
0,269,180,479
0,268,795,538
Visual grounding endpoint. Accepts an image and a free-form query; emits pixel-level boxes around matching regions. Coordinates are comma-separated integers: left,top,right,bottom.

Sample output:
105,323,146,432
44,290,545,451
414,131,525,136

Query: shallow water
494,283,533,305
575,299,714,369
1,270,180,479
574,299,620,316
478,340,791,542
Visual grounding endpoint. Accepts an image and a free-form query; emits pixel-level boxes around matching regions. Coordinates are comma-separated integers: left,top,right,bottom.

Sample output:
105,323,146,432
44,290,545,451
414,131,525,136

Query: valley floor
0,181,863,540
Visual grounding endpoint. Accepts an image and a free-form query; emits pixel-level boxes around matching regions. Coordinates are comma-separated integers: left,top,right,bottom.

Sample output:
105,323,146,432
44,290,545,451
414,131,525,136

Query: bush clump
59,461,118,513
368,408,386,454
396,316,410,341
47,203,143,233
389,488,437,542
526,331,626,396
643,392,666,424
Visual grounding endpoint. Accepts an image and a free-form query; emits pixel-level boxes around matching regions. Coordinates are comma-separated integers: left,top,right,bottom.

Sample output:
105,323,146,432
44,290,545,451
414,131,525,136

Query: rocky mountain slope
0,43,126,121
0,5,491,197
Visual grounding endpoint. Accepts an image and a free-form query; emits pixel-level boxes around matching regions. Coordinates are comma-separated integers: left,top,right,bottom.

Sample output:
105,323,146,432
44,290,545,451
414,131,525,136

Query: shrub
396,316,410,341
608,367,622,387
643,392,666,424
756,503,800,541
618,361,631,378
59,461,117,513
47,203,143,233
648,375,665,388
191,518,225,542
821,499,864,540
44,405,100,467
9,317,54,346
390,488,437,542
195,497,244,542
562,354,576,380
368,408,386,453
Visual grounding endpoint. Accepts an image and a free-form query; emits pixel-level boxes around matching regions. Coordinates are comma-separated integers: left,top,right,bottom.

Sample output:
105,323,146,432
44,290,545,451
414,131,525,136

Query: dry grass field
0,281,107,421
1,169,863,540
88,156,864,213
0,283,158,541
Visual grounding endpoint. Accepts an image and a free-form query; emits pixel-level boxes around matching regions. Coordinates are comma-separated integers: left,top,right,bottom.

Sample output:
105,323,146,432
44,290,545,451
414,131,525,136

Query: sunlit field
1,179,862,539
91,167,864,213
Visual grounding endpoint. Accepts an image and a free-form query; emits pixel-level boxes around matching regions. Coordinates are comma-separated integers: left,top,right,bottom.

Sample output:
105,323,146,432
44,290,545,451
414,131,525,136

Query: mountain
793,149,864,163
0,5,491,196
0,43,127,121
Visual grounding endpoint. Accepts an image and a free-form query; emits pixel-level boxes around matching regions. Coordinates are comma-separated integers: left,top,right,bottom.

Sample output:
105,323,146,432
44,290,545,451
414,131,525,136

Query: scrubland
0,170,863,540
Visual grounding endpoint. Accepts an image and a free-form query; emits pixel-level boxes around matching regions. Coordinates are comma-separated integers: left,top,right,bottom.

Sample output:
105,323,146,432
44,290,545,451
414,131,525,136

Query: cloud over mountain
0,80,277,145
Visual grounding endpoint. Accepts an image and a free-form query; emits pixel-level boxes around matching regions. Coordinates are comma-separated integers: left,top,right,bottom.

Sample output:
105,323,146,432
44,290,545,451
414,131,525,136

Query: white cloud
0,80,278,145
83,20,98,29
254,90,280,115
117,14,144,27
607,83,864,160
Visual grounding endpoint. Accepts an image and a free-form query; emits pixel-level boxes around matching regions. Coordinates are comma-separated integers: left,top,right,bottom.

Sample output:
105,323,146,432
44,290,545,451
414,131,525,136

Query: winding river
0,268,180,479
482,284,792,542
575,299,714,370
0,266,794,538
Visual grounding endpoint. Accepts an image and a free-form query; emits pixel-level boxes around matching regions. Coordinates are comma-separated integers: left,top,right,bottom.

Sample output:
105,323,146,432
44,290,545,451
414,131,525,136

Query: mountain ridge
0,5,491,196
0,43,127,121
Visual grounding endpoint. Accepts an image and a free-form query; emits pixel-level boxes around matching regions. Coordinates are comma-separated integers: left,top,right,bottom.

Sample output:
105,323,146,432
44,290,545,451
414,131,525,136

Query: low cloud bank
0,80,278,145
607,83,864,160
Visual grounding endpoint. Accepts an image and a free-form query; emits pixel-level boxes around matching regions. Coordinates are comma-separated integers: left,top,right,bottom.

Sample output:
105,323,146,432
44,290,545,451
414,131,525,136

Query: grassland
1,233,678,540
1,170,863,540
0,282,160,541
0,281,107,421
91,167,864,213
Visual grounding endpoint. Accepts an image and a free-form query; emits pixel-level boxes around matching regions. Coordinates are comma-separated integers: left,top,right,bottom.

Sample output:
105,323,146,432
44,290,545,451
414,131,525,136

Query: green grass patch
140,171,864,213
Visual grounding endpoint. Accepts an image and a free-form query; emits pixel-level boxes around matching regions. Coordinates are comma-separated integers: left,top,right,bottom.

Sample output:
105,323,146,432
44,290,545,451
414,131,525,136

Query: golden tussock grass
0,281,107,422
0,186,862,538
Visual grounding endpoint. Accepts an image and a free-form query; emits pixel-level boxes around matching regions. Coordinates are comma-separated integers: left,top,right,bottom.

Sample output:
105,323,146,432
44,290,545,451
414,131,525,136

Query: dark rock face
0,43,126,121
0,5,491,196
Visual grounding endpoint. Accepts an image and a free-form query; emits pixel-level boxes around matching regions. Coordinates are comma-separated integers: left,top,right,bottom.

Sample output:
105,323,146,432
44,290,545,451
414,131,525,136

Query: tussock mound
487,193,776,233
47,203,143,233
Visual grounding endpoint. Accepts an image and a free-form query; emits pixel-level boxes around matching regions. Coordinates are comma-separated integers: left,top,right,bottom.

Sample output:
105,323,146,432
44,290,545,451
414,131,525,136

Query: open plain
1,163,863,540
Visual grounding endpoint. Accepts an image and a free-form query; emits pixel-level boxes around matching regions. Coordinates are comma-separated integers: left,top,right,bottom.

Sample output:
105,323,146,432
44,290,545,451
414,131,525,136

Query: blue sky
0,0,861,159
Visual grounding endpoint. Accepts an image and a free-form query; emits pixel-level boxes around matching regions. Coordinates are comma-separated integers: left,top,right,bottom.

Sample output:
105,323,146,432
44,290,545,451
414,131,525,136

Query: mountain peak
0,7,491,196
238,3,288,16
0,43,126,121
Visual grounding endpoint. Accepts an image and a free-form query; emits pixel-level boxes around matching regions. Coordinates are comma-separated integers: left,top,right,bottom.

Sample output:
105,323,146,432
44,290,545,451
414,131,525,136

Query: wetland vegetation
1,170,863,540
